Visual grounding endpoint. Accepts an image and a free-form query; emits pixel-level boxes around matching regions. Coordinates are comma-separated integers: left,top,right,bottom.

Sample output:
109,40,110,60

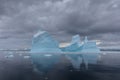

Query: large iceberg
30,31,61,53
31,31,100,53
30,31,100,72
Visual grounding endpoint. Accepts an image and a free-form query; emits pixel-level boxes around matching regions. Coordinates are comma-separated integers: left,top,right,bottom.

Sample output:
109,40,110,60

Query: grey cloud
0,0,120,48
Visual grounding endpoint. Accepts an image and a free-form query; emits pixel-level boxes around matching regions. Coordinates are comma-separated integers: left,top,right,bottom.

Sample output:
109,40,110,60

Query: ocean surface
0,50,120,80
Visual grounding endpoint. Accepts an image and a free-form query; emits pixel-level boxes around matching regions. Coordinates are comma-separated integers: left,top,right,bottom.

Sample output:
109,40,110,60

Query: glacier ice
30,31,100,53
30,31,61,53
30,31,100,72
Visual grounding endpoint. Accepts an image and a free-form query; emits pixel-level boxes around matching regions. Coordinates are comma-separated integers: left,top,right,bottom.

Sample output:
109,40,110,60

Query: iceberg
30,31,61,53
30,31,100,72
30,31,100,53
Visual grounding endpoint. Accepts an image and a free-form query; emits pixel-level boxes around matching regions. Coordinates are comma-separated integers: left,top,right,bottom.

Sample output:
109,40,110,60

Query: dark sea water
0,50,120,80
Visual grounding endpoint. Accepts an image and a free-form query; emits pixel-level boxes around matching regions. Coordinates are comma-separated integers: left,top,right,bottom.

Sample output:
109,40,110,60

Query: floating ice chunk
8,52,13,55
102,53,106,55
24,56,30,59
19,53,22,56
5,54,14,58
9,55,14,58
30,30,61,53
44,54,52,57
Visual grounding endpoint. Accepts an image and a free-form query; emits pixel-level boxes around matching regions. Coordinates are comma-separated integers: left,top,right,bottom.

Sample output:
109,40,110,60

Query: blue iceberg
30,32,100,53
30,31,61,53
30,31,100,72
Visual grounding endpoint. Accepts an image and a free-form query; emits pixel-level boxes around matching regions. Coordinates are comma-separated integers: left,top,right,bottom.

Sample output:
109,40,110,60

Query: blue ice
30,31,100,72
30,31,61,53
61,35,100,53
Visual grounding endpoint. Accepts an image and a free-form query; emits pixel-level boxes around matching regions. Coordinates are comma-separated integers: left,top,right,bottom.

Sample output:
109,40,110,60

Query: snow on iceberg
30,31,61,53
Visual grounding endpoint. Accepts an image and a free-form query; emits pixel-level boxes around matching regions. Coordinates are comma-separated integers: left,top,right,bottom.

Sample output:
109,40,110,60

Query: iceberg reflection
30,52,100,73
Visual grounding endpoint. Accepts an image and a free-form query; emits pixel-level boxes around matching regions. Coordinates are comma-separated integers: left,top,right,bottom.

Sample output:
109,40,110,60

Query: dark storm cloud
0,0,120,48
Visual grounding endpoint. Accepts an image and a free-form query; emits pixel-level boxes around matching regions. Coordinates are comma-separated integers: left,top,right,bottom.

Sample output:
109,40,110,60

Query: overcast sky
0,0,120,49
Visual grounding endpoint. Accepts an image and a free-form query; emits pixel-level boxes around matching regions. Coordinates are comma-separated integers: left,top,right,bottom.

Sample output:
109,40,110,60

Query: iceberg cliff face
30,31,61,53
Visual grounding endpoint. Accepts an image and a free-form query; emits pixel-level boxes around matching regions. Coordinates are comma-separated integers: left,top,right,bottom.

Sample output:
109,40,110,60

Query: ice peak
84,36,88,43
71,34,80,44
34,31,46,38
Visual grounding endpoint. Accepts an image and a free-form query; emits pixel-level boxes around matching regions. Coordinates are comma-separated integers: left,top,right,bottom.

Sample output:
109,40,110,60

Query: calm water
0,50,120,80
